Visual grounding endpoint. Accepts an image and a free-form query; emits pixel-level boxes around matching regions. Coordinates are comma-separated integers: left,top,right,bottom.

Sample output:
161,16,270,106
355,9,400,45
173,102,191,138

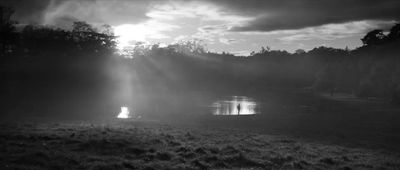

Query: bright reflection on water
117,107,130,119
212,96,257,115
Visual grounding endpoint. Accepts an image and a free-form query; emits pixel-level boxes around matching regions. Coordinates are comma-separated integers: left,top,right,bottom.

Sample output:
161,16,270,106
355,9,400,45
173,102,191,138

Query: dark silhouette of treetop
72,21,96,33
388,23,400,41
0,6,18,64
361,29,386,46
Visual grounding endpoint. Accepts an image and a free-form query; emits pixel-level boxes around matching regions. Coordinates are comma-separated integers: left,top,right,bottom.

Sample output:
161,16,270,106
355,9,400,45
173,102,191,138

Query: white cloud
107,1,254,49
219,38,236,45
271,20,397,42
44,1,397,53
173,35,189,42
231,50,252,56
147,1,252,25
145,1,253,45
43,0,150,28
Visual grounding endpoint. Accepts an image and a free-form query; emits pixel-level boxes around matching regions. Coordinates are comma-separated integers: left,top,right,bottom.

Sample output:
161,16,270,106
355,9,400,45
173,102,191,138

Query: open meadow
1,119,399,170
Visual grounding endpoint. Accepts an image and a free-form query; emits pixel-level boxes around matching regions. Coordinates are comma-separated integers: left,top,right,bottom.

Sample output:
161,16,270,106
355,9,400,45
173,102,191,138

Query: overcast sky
2,0,400,55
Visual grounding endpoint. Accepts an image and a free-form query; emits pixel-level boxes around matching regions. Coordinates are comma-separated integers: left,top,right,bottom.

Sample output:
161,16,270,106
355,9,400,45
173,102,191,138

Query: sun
114,24,148,49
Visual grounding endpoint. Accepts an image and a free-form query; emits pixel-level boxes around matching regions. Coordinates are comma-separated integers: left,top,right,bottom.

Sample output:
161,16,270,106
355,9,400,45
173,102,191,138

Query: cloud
2,0,154,28
3,0,399,52
199,25,230,33
219,38,236,45
5,0,398,32
173,35,189,42
43,0,152,28
205,0,400,32
146,1,250,24
2,0,251,28
230,50,251,56
1,0,54,24
273,20,396,42
188,25,231,44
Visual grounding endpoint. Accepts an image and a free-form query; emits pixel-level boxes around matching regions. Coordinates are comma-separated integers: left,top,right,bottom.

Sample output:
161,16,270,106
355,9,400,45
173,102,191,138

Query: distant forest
1,6,400,118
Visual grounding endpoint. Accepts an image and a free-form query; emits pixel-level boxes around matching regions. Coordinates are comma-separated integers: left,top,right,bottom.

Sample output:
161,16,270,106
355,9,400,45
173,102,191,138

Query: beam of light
117,106,130,119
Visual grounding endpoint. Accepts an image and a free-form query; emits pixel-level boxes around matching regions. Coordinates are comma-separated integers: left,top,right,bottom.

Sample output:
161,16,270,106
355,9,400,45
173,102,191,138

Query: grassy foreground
0,120,399,170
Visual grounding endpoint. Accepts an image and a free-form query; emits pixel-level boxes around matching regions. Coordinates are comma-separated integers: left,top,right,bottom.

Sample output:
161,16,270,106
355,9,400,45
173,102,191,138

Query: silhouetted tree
168,40,206,54
361,29,386,46
295,49,306,54
20,25,74,59
70,21,116,56
72,21,96,33
387,23,400,41
0,6,18,64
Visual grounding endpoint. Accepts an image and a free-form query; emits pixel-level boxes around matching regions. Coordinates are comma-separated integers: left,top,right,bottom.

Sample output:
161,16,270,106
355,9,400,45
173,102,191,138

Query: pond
211,96,258,115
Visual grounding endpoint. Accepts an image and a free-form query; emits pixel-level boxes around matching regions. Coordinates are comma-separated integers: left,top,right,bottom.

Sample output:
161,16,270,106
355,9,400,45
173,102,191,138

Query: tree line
0,6,118,118
121,23,400,103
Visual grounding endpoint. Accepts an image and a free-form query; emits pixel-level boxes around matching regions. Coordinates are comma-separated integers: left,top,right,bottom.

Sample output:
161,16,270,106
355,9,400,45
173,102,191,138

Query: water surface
212,96,258,115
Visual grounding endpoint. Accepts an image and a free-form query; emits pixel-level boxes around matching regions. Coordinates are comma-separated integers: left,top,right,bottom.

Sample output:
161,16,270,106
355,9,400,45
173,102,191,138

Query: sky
2,0,400,55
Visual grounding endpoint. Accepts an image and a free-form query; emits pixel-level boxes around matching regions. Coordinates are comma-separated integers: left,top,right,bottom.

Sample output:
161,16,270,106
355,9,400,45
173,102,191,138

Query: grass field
1,120,399,170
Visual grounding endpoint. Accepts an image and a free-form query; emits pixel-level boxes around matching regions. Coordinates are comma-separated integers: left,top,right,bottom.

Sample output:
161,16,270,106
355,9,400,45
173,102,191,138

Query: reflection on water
212,96,257,115
117,106,130,118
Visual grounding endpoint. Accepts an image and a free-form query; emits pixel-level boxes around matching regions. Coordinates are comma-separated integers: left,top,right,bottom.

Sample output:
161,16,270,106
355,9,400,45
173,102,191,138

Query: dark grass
0,120,400,170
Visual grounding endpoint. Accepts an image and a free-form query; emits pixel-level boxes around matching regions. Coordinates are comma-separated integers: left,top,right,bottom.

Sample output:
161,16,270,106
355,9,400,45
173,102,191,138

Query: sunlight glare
114,21,175,50
114,24,148,49
212,96,257,115
117,106,130,119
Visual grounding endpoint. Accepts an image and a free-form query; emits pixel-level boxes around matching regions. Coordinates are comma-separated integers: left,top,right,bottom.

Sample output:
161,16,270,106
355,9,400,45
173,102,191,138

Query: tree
168,40,206,54
0,6,18,64
71,21,116,55
72,21,96,33
295,49,306,54
361,29,386,46
98,24,117,54
387,23,400,41
260,46,270,53
100,24,114,36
